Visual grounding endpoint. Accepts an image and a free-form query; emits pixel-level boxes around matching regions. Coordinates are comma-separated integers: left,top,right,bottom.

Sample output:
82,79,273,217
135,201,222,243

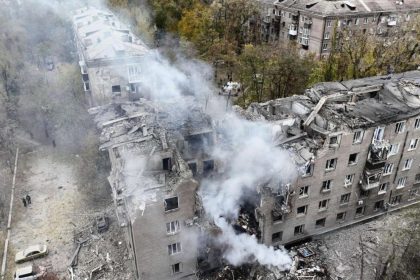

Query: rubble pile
67,210,134,280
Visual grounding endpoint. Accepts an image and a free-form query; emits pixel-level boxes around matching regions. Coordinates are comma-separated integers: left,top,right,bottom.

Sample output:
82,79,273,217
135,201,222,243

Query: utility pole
1,148,19,280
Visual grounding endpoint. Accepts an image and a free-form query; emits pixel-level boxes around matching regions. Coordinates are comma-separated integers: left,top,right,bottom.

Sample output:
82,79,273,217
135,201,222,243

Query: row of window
296,186,419,217
273,191,418,242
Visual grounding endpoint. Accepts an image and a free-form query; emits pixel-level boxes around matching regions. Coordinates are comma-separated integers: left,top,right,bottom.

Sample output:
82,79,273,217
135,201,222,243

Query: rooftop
274,0,420,17
73,7,148,62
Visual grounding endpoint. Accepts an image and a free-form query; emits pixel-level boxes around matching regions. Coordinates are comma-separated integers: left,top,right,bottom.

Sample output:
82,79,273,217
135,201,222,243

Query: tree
317,15,420,82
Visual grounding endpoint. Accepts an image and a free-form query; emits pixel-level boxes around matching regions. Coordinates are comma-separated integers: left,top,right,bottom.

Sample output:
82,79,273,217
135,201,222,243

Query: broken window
294,224,304,236
325,158,337,171
390,195,402,205
326,20,332,27
318,199,329,210
395,121,406,134
415,174,420,183
166,221,180,235
340,193,351,204
374,200,384,211
383,163,394,175
83,82,90,91
329,136,340,146
168,242,181,255
360,189,370,198
409,139,418,150
379,182,388,194
355,206,365,216
348,153,358,165
353,130,364,144
415,118,420,129
112,85,121,93
164,197,179,212
272,231,283,242
272,212,283,222
171,263,181,274
344,174,354,187
336,212,346,222
408,189,418,200
296,205,308,216
397,177,407,189
203,160,214,176
303,161,314,176
321,180,332,192
389,143,400,156
373,127,385,142
188,162,197,176
315,218,326,228
403,159,413,170
299,186,309,198
162,157,172,171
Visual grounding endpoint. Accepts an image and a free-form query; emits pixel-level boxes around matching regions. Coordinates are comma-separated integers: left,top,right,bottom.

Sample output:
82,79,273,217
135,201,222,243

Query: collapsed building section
89,98,215,280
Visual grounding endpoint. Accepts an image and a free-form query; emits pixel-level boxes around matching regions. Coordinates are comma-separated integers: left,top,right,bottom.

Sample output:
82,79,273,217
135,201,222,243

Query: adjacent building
73,7,148,106
262,0,420,57
239,71,420,246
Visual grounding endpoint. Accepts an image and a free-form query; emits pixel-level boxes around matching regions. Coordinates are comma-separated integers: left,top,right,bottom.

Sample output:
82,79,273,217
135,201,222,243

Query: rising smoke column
200,114,297,268
129,50,298,269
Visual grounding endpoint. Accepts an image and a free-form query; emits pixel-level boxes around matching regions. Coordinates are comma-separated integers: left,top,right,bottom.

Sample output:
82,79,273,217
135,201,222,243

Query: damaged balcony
360,140,390,191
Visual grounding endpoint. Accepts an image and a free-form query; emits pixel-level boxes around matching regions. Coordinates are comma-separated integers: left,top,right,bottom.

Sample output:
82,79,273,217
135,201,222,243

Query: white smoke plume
134,52,298,268
20,0,298,270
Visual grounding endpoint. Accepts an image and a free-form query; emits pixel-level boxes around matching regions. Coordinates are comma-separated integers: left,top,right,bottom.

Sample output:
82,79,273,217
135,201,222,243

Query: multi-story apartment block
73,7,148,107
90,99,215,280
266,0,420,57
241,71,420,245
74,6,420,280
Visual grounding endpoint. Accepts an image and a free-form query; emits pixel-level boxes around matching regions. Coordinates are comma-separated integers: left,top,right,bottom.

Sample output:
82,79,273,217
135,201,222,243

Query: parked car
15,245,48,264
96,215,109,233
14,265,36,280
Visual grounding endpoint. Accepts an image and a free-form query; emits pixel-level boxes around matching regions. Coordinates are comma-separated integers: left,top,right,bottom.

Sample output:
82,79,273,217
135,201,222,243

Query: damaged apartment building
73,6,420,280
89,98,215,280
73,7,148,107
236,71,420,247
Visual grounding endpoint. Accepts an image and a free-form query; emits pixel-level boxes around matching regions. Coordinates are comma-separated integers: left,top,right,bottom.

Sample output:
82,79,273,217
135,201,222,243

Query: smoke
15,0,298,270
132,51,297,268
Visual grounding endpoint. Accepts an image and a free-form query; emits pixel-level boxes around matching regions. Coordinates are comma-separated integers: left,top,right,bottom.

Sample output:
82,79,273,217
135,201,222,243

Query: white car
15,245,48,264
14,265,36,280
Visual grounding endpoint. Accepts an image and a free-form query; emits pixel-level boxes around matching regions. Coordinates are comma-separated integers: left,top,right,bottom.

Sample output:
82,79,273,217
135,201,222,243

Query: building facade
74,6,420,280
241,72,420,246
73,7,148,107
263,0,420,58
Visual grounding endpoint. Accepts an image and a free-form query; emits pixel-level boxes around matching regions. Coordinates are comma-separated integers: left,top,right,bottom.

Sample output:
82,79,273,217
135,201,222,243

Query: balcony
367,140,390,165
289,26,298,36
360,169,382,191
387,17,397,26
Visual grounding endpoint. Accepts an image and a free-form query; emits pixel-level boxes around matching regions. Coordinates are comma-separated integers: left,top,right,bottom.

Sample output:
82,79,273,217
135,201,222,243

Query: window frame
408,139,418,150
168,242,182,256
299,185,309,198
395,121,406,134
164,196,179,212
321,180,332,192
340,193,351,204
325,158,337,171
383,163,394,175
352,130,364,144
